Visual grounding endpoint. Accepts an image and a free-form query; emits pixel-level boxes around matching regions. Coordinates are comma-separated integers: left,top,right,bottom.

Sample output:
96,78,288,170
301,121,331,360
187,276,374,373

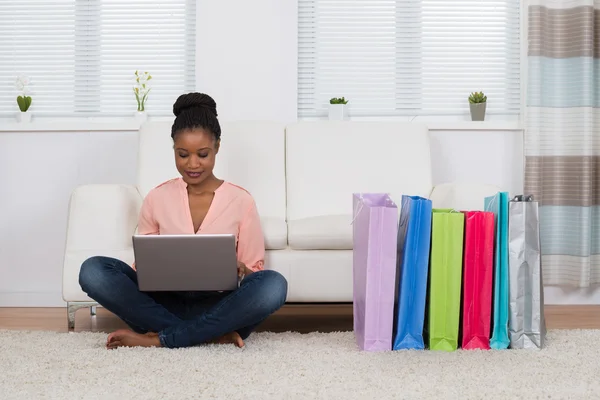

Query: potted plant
133,70,152,121
468,91,487,121
329,97,349,121
15,75,32,123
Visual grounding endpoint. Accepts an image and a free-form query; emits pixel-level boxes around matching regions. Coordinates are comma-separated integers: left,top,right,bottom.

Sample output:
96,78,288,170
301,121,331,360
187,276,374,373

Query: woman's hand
237,261,252,278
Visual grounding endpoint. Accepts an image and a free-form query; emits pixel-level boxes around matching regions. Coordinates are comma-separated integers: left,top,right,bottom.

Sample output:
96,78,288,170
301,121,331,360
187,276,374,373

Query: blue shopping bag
485,192,510,350
392,195,432,350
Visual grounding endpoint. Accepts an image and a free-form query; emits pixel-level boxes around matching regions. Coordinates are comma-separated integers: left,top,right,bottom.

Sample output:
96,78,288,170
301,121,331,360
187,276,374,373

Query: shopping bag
485,192,510,350
508,195,546,349
428,209,465,352
392,195,432,350
352,193,398,352
461,211,495,350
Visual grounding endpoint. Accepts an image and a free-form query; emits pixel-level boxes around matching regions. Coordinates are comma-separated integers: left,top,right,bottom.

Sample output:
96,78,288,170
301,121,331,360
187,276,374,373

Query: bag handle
351,195,365,225
513,194,534,202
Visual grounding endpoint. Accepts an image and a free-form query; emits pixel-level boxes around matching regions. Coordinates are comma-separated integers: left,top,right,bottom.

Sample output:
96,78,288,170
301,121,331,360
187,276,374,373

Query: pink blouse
136,178,265,271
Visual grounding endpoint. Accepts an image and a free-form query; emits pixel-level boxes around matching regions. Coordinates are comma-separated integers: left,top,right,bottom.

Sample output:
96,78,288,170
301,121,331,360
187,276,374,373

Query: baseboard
0,291,66,307
544,286,600,305
0,287,599,307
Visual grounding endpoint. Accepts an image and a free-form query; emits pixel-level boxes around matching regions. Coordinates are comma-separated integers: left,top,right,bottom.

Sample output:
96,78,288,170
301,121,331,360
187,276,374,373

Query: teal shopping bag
485,192,510,350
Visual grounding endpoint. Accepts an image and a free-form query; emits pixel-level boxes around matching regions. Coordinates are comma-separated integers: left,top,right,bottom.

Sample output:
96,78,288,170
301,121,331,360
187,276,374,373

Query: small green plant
15,75,32,112
330,97,348,105
17,95,32,112
133,70,152,112
468,91,487,104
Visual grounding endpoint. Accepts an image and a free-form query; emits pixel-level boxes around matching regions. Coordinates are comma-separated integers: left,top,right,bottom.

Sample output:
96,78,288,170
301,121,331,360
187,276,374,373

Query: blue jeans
78,256,287,348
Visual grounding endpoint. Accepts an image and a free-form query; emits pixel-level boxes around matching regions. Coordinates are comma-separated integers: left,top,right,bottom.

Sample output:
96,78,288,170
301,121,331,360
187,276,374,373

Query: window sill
298,116,522,131
0,116,175,132
0,118,141,132
425,121,522,131
0,117,523,133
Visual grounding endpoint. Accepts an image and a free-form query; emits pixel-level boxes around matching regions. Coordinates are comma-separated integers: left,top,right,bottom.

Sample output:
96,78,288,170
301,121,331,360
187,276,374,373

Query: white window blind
299,0,521,118
0,0,196,117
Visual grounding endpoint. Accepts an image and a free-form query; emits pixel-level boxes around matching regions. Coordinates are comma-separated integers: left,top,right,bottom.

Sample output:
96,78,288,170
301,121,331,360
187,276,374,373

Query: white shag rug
1,329,599,400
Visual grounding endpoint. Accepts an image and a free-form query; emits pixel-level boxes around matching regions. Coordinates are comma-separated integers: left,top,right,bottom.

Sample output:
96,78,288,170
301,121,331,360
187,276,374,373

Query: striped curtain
525,0,600,287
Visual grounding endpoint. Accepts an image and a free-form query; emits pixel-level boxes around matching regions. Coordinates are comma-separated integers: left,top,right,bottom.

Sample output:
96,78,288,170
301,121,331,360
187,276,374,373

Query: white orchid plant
133,70,152,112
15,75,32,112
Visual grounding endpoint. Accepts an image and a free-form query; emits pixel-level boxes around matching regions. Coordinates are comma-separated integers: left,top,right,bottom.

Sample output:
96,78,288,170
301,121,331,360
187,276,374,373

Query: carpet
1,329,599,400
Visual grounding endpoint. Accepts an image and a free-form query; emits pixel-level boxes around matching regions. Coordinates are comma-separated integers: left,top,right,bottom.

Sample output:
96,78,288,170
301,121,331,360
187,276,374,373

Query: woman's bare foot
106,329,161,349
212,331,245,348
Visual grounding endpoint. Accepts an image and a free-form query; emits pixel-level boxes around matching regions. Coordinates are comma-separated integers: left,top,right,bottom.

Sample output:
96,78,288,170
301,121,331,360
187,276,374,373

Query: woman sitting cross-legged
78,92,288,349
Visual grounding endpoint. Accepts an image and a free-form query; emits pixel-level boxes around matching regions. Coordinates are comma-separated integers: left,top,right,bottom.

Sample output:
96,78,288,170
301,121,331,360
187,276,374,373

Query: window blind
0,0,195,117
298,0,521,118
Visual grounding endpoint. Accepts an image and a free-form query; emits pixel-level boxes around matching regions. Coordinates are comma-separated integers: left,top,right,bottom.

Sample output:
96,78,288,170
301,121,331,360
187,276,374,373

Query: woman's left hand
237,261,252,278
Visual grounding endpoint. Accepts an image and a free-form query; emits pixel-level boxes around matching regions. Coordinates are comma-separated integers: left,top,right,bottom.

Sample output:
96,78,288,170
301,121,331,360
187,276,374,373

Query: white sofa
62,120,501,329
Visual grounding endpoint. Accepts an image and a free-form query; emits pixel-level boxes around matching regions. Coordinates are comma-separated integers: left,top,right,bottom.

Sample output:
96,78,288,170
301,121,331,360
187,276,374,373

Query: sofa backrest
137,120,179,198
285,121,433,220
137,120,287,220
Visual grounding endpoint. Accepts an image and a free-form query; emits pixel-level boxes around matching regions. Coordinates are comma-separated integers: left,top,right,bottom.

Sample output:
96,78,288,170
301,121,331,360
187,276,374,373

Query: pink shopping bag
352,193,398,351
461,211,495,350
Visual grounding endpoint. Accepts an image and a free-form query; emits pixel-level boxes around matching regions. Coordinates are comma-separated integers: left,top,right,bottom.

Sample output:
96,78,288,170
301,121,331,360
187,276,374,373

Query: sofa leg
67,303,76,330
67,301,99,331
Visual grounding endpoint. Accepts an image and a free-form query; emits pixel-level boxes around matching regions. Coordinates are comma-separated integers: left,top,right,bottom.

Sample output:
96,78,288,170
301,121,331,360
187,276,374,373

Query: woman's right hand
237,261,251,278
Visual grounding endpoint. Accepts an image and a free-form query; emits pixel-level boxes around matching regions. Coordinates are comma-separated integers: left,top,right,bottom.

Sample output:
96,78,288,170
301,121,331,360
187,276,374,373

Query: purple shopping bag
352,193,398,351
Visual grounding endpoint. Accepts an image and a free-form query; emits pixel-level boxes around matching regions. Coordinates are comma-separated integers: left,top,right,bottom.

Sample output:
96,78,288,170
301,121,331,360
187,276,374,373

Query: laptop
132,234,239,292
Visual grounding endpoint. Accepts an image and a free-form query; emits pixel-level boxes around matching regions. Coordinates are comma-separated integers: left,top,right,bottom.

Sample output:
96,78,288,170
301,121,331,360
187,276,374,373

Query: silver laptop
132,234,239,292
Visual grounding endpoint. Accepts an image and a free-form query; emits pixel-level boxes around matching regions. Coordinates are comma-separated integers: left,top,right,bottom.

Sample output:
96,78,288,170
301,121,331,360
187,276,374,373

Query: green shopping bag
429,209,465,351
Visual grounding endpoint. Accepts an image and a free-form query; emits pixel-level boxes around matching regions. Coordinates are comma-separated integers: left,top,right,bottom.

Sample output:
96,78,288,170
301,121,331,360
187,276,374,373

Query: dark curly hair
171,92,221,142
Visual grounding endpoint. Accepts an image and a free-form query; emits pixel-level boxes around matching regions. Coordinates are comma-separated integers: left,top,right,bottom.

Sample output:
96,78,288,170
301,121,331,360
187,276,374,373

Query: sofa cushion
285,121,433,221
261,216,288,250
213,121,287,221
288,214,352,250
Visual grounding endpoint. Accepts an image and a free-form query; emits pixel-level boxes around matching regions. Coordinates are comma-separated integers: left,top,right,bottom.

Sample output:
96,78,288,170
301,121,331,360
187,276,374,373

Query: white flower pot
328,104,348,121
16,112,31,123
134,111,147,124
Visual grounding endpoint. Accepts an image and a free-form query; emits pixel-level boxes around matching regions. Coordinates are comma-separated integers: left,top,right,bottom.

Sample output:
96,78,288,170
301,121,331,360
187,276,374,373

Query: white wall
0,130,138,306
0,127,528,307
430,129,523,195
195,0,298,123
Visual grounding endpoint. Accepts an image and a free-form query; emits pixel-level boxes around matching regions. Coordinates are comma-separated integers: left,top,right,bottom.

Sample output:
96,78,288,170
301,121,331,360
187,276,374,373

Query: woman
79,93,288,349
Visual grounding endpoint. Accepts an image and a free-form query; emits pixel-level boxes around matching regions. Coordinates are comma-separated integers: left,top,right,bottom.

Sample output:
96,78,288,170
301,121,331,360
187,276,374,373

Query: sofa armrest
62,184,142,301
429,182,503,211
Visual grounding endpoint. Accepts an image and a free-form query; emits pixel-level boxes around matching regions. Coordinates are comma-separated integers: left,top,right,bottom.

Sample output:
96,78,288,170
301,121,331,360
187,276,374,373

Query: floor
5,329,600,399
0,304,599,333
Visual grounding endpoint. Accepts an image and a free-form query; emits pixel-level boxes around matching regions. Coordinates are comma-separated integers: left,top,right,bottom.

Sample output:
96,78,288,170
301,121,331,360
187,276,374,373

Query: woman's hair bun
173,92,218,118
171,92,222,141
